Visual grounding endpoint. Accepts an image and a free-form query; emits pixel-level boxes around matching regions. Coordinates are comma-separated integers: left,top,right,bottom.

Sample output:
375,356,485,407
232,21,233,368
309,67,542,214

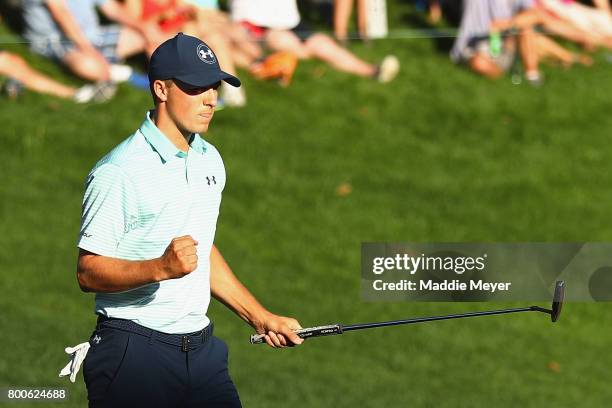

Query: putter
250,280,565,344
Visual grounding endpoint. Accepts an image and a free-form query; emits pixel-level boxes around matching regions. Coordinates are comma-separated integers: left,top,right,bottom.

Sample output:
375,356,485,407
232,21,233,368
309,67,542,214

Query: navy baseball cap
149,33,240,89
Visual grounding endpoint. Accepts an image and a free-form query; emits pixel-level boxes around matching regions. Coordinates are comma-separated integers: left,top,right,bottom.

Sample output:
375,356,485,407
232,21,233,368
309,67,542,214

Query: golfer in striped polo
75,33,303,407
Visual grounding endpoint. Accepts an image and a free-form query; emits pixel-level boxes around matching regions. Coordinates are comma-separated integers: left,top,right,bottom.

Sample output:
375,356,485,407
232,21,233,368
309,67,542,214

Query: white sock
109,64,133,83
221,83,246,107
525,70,541,81
73,85,96,103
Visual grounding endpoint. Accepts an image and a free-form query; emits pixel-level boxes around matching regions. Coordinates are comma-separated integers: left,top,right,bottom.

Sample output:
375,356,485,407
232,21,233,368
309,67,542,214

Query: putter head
551,281,565,322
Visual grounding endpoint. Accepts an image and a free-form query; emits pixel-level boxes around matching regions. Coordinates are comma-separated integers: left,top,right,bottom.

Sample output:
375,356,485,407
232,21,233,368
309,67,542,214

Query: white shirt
230,0,301,29
78,111,226,334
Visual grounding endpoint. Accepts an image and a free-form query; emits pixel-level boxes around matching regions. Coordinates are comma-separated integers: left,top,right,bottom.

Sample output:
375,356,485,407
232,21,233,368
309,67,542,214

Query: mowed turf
1,7,612,407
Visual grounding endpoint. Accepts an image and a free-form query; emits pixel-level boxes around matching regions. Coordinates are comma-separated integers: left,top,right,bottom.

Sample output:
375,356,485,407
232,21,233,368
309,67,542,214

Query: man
22,0,166,83
74,33,303,407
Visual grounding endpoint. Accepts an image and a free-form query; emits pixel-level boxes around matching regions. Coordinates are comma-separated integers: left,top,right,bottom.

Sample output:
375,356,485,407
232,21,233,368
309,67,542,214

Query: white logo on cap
197,43,216,64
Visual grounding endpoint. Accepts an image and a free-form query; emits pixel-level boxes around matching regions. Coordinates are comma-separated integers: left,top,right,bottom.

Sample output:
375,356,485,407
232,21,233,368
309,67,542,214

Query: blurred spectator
451,0,591,83
428,0,442,23
415,0,443,24
184,0,264,69
230,0,399,83
187,1,303,88
334,0,367,44
124,0,246,106
536,0,612,45
22,0,166,83
0,50,115,102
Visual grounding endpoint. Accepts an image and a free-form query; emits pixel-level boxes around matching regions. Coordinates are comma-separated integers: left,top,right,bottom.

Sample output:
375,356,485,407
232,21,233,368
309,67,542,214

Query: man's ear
153,79,169,102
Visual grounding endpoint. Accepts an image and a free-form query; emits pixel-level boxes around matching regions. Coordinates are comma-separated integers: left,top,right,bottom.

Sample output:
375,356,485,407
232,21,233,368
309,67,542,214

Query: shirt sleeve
489,0,513,21
77,164,138,257
515,0,535,13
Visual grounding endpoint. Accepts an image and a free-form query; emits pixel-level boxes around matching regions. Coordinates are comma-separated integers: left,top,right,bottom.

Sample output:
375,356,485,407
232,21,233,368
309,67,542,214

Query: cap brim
175,70,241,89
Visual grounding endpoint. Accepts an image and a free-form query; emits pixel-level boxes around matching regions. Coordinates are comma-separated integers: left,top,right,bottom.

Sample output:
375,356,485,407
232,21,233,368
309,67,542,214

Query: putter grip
250,324,343,344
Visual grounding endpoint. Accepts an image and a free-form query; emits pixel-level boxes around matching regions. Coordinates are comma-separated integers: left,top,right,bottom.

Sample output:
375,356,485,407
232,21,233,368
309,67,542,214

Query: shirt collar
140,110,207,163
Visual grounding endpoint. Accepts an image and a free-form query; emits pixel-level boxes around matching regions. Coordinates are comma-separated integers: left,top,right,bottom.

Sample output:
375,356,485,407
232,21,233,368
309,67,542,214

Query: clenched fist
159,235,199,279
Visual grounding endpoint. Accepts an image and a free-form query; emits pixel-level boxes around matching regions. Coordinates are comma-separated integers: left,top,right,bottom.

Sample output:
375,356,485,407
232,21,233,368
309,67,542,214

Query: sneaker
73,81,117,103
3,79,24,99
109,64,133,83
220,83,246,107
524,71,544,87
376,55,400,83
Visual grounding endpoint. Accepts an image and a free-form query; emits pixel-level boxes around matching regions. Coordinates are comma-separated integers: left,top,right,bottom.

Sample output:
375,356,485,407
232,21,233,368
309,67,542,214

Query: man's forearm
209,245,270,328
77,250,166,293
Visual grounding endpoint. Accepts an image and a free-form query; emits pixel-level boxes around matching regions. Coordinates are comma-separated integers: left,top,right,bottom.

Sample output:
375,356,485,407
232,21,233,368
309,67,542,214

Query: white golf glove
59,342,91,383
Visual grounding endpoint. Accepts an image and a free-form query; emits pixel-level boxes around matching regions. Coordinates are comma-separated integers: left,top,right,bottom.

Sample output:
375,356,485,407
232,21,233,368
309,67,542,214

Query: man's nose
203,88,217,107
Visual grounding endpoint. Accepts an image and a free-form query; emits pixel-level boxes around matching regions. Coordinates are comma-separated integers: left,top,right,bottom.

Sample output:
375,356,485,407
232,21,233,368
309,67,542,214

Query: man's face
164,79,220,134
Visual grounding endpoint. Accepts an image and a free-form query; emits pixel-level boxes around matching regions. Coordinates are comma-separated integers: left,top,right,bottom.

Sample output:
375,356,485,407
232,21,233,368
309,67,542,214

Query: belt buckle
181,336,190,352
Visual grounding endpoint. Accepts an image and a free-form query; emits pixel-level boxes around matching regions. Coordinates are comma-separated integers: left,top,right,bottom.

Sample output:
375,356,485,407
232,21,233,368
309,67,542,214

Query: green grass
2,3,612,407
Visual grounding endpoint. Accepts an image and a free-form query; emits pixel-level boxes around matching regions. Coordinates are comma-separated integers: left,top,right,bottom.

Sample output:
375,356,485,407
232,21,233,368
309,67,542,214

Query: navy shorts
83,317,242,408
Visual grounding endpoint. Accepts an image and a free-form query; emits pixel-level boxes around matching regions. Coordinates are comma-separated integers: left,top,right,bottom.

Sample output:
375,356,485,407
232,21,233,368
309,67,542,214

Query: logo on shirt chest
205,176,217,186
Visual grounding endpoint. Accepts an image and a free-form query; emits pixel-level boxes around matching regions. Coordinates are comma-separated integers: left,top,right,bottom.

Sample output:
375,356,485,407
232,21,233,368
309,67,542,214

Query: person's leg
185,336,241,408
536,7,608,49
534,32,592,66
428,0,442,24
357,0,368,39
62,49,111,81
227,23,263,62
469,53,504,78
84,327,188,408
0,51,75,98
265,29,312,59
303,32,376,77
229,44,257,69
518,27,541,81
334,0,354,42
115,26,149,59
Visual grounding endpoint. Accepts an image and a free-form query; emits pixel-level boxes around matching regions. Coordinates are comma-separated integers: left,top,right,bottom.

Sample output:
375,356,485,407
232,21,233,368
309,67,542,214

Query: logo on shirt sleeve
124,215,139,234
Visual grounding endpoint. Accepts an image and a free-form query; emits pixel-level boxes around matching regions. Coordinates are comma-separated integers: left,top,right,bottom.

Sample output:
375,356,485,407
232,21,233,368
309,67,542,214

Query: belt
96,315,213,352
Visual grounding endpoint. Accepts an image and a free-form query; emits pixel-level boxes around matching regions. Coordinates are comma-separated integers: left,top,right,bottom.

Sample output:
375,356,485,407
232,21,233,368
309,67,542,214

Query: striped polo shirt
77,111,226,334
451,0,534,62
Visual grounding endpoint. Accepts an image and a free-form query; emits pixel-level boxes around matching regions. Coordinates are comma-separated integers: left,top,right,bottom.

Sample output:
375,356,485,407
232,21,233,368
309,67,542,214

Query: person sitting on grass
186,0,301,87
535,0,612,48
451,0,591,84
230,0,400,83
22,0,166,85
123,0,247,106
0,50,115,102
